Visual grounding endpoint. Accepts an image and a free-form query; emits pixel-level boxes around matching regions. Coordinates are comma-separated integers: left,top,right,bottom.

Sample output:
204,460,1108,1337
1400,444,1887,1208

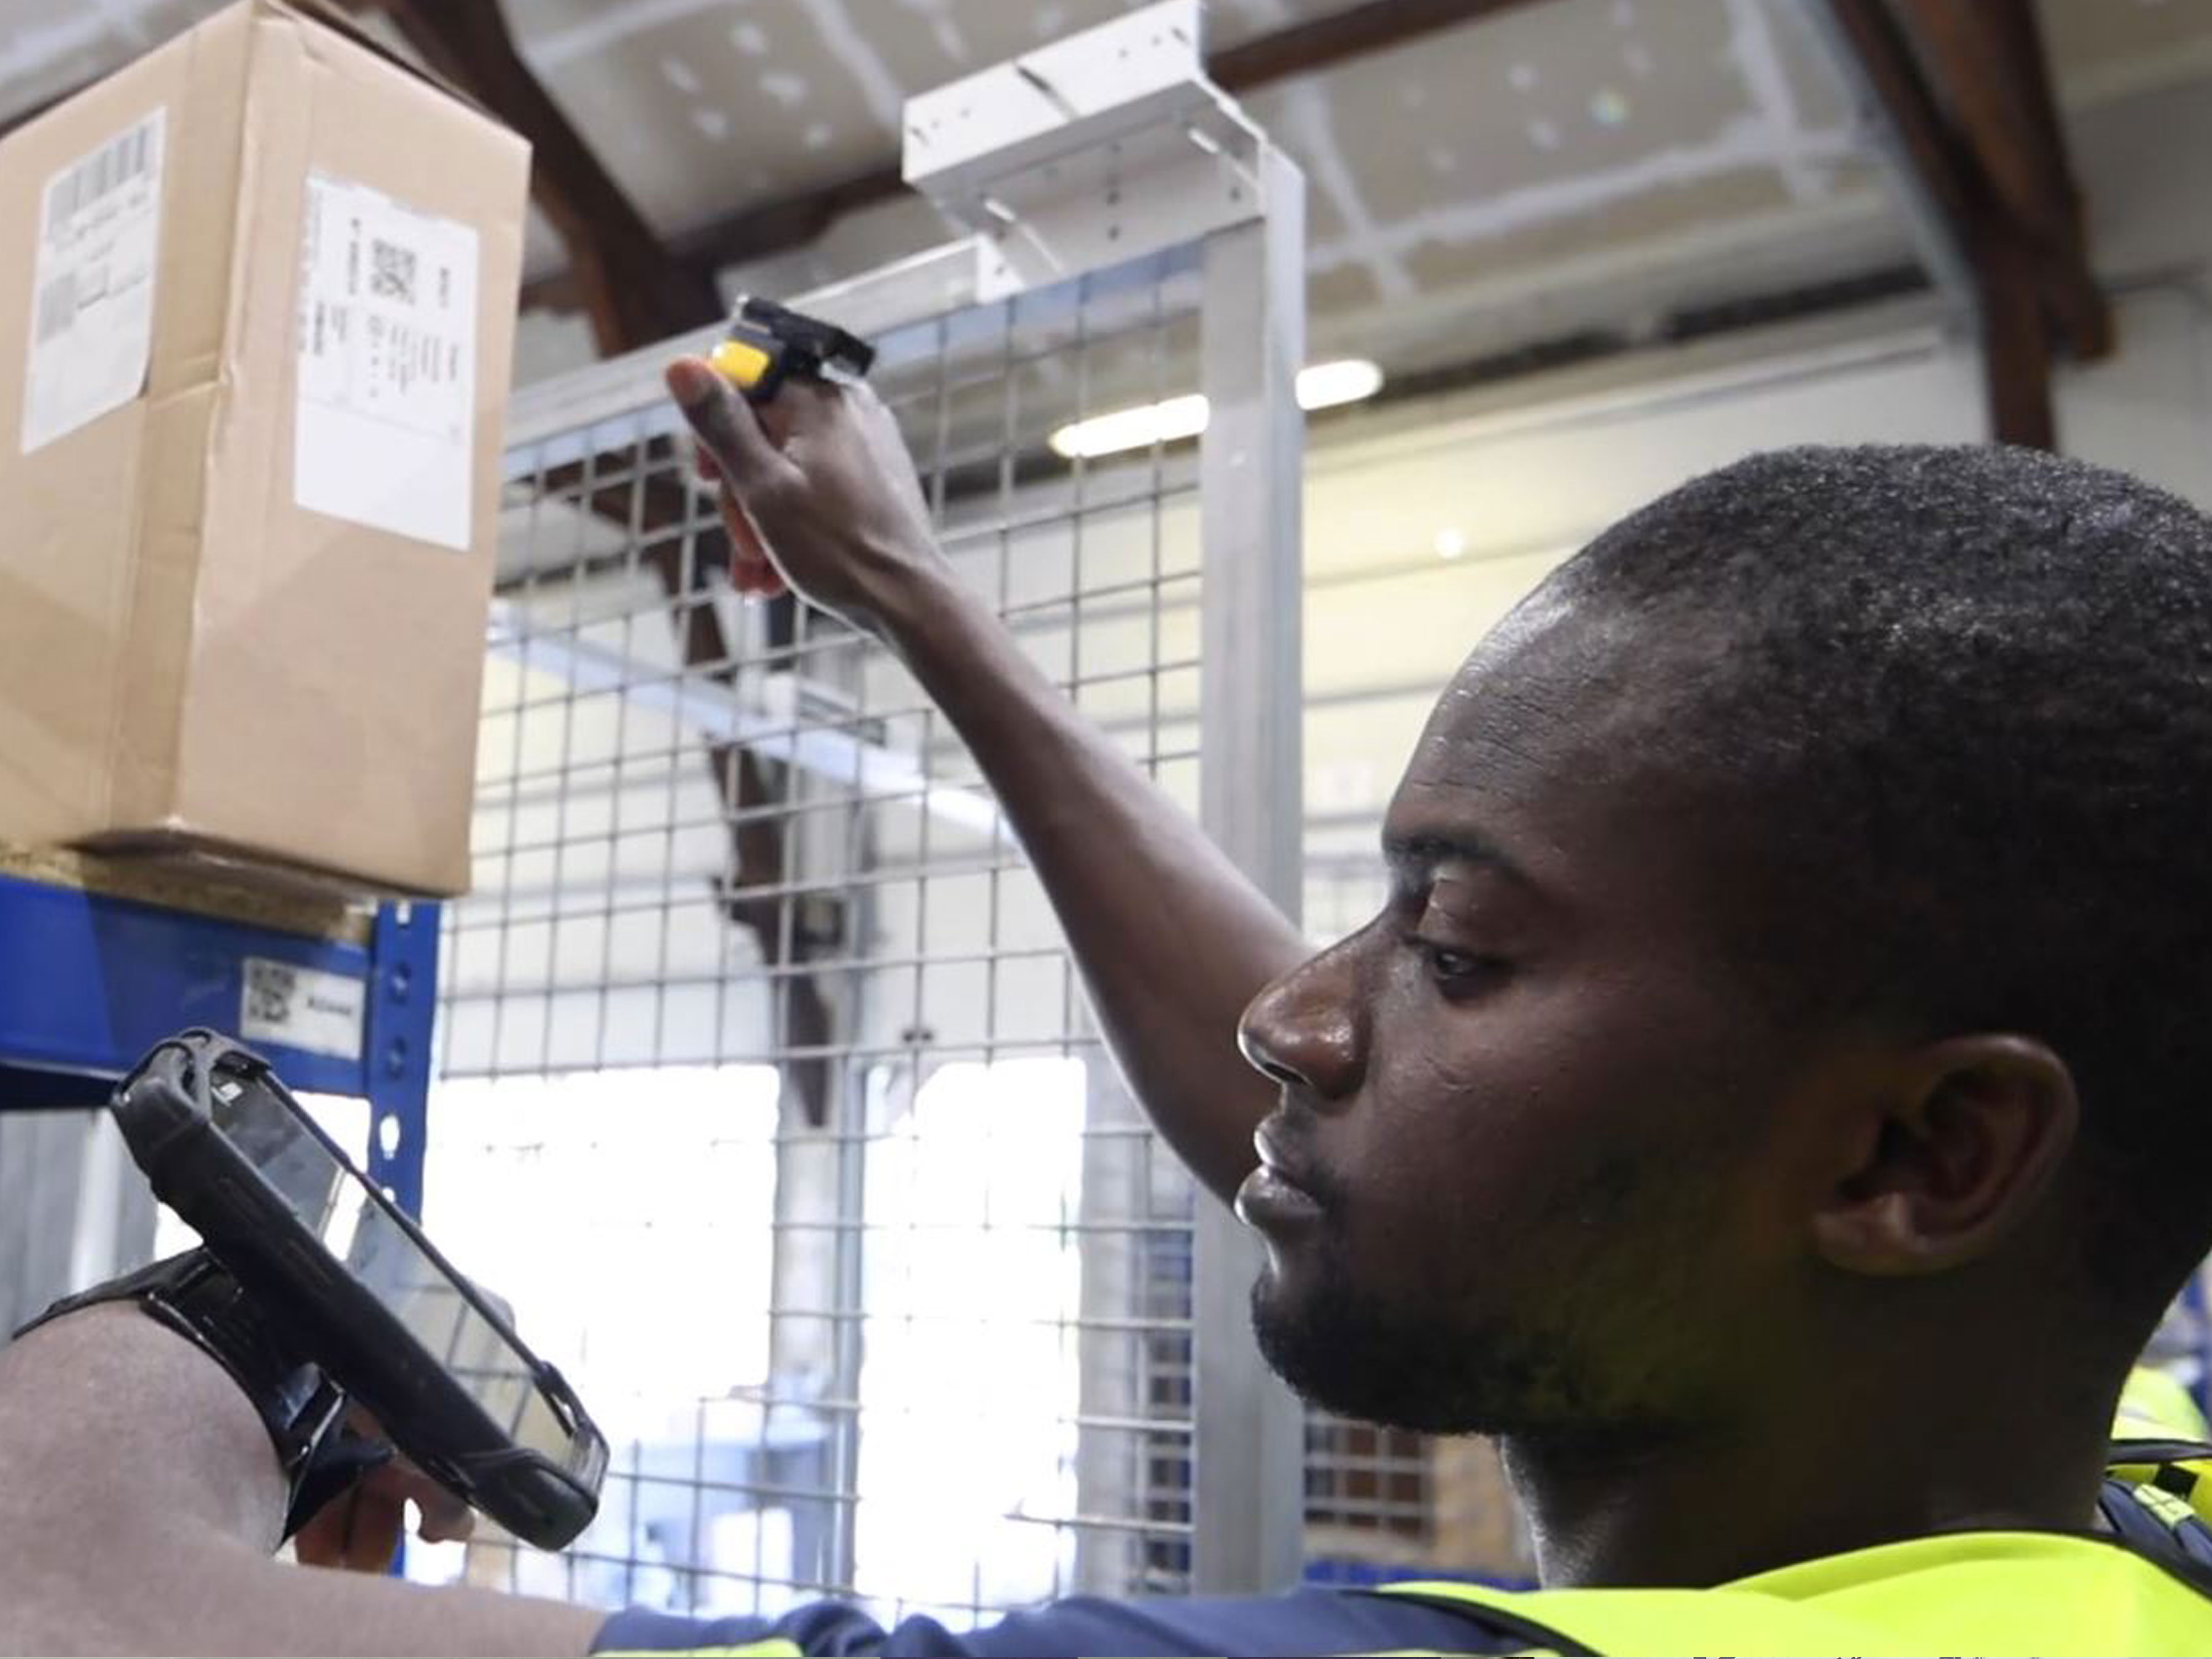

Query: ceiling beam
520,0,1527,321
1974,207,2057,449
1891,0,2109,360
1810,0,1975,274
363,0,723,353
1813,0,2073,448
1209,0,1535,91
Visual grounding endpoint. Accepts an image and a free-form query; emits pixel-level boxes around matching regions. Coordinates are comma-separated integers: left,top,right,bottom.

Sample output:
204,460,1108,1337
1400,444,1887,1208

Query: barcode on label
238,955,367,1059
244,959,297,1028
33,274,76,344
45,119,155,235
369,237,417,304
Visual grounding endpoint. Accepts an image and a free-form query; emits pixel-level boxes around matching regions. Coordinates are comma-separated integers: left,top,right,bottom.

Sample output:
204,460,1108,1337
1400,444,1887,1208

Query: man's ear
1811,1035,2079,1275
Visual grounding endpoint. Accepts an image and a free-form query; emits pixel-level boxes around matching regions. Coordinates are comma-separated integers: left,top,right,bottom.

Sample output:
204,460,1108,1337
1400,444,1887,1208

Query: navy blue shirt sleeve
594,1586,1522,1656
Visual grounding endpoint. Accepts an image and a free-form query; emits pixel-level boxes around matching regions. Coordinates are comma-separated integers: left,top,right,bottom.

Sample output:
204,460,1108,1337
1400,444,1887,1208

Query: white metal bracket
503,1,1281,457
901,0,1269,298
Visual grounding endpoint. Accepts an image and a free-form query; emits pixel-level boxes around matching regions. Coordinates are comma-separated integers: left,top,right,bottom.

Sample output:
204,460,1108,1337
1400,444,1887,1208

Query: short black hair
1550,443,2212,1316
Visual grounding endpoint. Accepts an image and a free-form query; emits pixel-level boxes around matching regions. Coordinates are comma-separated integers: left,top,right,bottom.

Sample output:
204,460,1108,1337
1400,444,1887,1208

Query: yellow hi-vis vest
1376,1531,2212,1657
1361,1371,2212,1657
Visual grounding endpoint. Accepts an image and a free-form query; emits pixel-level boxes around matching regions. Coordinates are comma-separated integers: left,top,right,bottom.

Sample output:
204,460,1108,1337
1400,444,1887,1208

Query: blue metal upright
362,903,439,1217
0,868,436,1216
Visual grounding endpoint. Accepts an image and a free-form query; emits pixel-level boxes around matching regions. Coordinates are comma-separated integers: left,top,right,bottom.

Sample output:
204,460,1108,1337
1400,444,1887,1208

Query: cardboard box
0,0,529,896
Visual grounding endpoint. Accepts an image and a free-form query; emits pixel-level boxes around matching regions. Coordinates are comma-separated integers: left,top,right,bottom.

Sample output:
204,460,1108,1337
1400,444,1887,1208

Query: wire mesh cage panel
414,236,1301,1624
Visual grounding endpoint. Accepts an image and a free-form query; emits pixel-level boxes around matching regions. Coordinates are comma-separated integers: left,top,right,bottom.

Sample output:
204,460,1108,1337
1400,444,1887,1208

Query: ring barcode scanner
709,294,877,402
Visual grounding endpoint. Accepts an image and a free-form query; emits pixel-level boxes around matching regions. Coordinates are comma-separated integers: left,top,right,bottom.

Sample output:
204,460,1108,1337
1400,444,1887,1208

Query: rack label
240,958,367,1061
22,107,167,454
294,172,479,550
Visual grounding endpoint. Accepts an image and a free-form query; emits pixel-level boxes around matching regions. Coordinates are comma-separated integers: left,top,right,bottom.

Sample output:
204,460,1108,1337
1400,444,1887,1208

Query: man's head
1237,444,2212,1446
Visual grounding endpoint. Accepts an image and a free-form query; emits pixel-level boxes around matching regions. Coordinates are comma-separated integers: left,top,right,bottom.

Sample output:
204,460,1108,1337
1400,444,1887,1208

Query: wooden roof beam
1814,0,2060,448
1892,0,2110,360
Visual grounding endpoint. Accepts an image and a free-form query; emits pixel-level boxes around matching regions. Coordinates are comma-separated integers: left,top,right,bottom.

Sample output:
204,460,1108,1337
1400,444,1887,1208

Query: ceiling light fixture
1295,358,1386,410
1048,359,1385,459
1434,527,1469,560
1048,393,1210,460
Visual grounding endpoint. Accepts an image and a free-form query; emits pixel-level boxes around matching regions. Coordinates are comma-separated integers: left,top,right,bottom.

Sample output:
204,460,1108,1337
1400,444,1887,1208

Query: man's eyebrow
1381,831,1529,885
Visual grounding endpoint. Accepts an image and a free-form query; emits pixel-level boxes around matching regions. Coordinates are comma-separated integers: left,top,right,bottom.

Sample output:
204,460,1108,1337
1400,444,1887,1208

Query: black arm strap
14,1248,373,1539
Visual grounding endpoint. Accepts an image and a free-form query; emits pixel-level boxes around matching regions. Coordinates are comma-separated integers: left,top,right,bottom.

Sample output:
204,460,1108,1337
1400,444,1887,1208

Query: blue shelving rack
0,863,436,1215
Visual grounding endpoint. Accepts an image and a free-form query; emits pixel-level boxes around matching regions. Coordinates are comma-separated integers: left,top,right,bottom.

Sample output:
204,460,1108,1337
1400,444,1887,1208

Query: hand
291,1413,474,1574
664,357,953,640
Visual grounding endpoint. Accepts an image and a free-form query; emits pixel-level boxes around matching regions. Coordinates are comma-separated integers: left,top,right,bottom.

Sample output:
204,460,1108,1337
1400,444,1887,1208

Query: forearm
0,1308,600,1657
880,565,1308,1203
0,1304,283,1653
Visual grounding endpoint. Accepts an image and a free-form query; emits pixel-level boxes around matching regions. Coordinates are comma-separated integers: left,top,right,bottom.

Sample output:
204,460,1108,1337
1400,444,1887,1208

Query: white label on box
239,957,367,1061
294,173,479,551
21,107,167,455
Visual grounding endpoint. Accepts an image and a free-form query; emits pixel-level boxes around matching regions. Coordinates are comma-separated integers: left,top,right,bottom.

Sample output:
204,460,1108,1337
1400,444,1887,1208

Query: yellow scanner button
710,339,775,390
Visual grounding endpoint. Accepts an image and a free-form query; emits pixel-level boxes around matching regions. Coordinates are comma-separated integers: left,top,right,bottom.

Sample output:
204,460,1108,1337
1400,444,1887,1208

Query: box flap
258,0,500,125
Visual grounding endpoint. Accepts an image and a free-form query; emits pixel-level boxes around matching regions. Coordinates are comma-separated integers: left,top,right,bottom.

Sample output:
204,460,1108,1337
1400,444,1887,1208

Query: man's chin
1246,1267,1586,1438
1247,1268,1465,1432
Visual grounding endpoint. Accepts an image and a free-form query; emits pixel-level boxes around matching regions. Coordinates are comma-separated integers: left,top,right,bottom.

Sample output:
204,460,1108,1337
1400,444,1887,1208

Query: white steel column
1191,145,1308,1596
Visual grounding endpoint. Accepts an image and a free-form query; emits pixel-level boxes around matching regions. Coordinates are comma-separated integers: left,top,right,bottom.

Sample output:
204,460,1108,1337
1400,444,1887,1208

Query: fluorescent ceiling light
1296,358,1386,410
1048,359,1384,459
1049,393,1210,460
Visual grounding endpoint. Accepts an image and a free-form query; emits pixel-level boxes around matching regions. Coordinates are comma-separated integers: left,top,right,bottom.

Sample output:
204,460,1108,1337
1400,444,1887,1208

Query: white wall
1292,281,2212,934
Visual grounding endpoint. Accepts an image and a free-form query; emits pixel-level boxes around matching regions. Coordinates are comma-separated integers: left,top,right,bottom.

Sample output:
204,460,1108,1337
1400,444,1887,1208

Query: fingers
347,1486,407,1573
289,1491,349,1569
688,433,787,596
718,495,789,598
412,1485,477,1545
666,358,786,490
752,375,840,447
673,359,796,600
294,1484,401,1574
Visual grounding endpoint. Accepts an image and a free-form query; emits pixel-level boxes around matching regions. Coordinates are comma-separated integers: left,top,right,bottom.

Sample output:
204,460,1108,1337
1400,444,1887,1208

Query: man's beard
1242,1198,1707,1447
1247,1257,1596,1437
1243,1140,1722,1443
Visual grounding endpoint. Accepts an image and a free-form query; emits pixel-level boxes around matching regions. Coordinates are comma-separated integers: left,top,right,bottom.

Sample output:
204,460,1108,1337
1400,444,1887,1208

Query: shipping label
22,107,167,454
294,173,479,551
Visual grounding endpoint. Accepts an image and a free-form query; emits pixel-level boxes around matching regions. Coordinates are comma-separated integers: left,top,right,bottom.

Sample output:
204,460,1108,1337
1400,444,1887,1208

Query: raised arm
667,361,1306,1204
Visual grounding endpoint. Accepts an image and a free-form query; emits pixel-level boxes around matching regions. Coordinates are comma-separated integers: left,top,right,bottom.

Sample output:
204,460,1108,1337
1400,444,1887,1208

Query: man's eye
1415,940,1504,990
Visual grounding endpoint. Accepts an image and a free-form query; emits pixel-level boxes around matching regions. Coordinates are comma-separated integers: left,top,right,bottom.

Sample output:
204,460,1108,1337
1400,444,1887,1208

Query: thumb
665,357,788,490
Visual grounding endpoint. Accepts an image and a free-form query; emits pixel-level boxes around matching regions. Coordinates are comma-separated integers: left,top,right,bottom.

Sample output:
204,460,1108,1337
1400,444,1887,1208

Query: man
4,357,2212,1655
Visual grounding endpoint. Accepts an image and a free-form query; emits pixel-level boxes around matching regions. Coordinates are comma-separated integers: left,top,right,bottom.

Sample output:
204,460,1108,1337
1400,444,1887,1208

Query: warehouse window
402,1064,782,1608
852,1056,1086,1622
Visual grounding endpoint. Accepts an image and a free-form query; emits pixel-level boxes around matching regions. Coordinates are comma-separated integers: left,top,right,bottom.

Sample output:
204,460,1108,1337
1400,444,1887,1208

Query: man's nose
1236,938,1367,1103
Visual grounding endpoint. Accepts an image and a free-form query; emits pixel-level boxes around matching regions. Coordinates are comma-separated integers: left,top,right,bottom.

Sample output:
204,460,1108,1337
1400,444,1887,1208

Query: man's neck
1499,1366,2120,1588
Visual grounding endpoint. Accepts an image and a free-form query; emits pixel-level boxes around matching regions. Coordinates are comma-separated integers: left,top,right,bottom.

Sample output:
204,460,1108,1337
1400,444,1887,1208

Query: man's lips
1255,1114,1322,1190
1237,1113,1328,1232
